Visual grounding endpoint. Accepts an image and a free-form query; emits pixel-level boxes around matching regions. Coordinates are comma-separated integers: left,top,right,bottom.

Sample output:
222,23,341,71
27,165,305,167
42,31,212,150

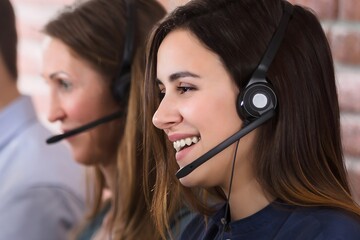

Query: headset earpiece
111,0,135,104
111,69,131,104
237,80,277,120
237,1,293,123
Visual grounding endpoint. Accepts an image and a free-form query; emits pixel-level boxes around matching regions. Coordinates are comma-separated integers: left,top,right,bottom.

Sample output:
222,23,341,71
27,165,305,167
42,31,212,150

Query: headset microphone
46,111,123,144
176,109,275,178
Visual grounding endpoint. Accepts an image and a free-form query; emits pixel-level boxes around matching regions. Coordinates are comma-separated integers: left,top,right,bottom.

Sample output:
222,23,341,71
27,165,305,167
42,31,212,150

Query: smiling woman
153,29,243,188
143,0,360,239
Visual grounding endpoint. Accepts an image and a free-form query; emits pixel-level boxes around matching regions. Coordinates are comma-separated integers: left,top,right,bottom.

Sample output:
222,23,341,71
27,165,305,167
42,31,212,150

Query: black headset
237,1,293,123
111,0,136,104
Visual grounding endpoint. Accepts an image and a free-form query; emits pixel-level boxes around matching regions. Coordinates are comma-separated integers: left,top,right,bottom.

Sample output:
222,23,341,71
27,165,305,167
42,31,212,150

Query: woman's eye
58,79,73,91
177,86,194,94
158,88,165,100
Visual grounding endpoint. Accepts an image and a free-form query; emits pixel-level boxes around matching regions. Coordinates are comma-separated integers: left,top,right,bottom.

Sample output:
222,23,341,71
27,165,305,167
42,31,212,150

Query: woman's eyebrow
156,71,200,85
49,71,69,80
169,71,200,82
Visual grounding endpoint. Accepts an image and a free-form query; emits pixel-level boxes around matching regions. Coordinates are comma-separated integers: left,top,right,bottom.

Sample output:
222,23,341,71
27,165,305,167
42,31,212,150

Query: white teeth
173,136,200,152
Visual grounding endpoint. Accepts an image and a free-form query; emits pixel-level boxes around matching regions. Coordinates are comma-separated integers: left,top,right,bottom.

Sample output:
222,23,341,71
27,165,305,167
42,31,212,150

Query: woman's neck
96,159,118,238
99,159,118,202
227,177,273,221
220,152,274,221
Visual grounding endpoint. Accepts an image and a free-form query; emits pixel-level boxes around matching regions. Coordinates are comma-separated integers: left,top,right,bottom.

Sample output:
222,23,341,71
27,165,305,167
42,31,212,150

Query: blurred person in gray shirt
0,0,86,239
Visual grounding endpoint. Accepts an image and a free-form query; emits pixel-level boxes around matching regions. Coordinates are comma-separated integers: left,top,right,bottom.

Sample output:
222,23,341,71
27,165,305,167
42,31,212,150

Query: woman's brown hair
143,0,360,238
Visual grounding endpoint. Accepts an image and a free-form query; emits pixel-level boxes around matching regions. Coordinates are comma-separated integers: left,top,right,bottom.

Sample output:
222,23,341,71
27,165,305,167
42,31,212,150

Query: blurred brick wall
12,0,360,198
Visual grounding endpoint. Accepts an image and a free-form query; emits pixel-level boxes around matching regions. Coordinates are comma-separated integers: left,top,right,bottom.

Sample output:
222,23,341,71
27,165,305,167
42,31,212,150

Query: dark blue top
180,201,360,240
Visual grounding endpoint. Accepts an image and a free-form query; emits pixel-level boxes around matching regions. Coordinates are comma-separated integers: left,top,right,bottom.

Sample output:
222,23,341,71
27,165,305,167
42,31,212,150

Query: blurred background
10,0,360,199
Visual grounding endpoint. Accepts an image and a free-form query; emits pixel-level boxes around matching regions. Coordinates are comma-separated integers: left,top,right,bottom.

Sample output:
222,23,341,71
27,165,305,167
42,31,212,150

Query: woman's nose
47,94,65,123
152,95,182,130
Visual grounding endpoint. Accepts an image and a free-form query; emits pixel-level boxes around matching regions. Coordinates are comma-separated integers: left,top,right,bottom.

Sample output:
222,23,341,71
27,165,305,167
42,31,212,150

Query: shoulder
279,206,360,240
310,207,360,238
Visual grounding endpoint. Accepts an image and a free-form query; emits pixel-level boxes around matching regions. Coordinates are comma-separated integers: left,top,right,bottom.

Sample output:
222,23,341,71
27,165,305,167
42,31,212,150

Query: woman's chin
179,177,196,188
179,174,205,188
73,150,97,166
